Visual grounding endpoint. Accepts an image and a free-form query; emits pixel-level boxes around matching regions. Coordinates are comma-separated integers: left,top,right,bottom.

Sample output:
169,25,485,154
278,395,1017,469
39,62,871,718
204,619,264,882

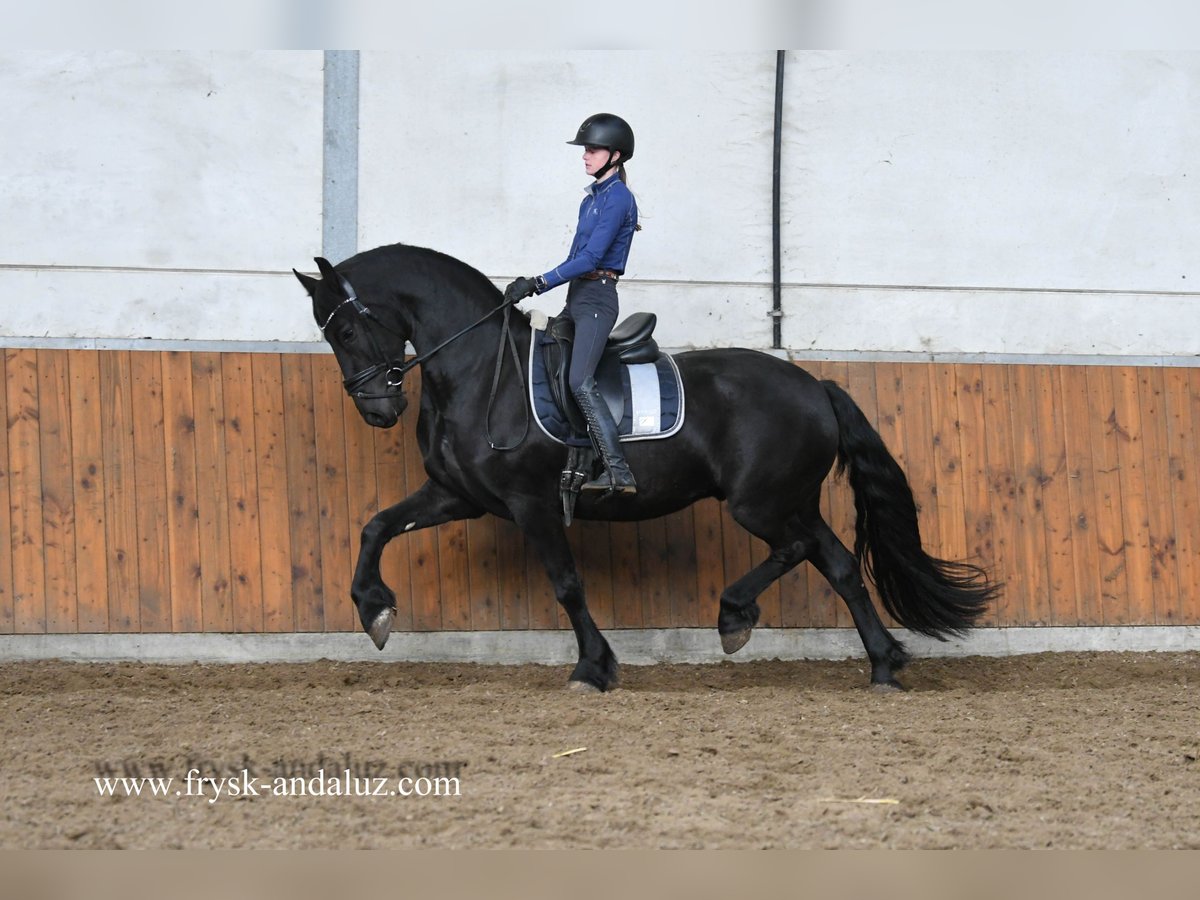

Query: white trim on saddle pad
527,326,687,446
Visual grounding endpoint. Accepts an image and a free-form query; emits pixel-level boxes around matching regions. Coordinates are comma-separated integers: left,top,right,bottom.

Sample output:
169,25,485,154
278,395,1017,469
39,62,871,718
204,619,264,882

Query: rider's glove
503,276,539,303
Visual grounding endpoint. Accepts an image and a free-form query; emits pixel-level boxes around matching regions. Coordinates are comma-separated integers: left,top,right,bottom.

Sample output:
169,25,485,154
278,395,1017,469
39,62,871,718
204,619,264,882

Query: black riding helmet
567,113,634,179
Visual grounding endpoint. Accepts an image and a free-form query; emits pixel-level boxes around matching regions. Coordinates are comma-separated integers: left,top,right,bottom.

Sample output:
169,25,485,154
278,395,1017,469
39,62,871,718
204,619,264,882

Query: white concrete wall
0,51,323,342
782,51,1200,358
2,51,1197,357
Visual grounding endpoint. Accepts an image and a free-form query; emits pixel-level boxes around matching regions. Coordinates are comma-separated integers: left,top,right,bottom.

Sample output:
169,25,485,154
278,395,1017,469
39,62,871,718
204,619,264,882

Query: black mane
337,242,503,314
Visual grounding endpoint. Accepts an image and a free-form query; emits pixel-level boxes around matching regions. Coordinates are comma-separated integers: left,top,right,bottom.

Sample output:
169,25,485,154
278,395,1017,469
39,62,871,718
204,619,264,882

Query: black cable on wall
772,50,785,350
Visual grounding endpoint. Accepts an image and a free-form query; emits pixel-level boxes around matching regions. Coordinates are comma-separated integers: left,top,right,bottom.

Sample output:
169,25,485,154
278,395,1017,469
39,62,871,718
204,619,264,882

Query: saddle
540,311,661,440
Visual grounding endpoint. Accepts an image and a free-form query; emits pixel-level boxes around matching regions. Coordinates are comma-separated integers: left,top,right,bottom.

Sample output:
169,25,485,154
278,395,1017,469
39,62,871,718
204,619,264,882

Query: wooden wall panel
7,350,46,633
160,352,202,632
191,353,233,632
0,355,14,633
249,354,294,633
279,354,323,632
222,353,266,634
4,348,1200,637
37,351,77,633
129,351,171,632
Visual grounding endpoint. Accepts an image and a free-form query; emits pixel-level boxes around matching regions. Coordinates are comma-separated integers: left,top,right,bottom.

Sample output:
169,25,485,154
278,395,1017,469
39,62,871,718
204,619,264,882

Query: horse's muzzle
357,394,407,428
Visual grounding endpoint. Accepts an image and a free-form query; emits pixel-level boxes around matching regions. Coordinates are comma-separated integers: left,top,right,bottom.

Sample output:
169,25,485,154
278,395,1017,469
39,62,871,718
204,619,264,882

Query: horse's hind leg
717,506,812,654
805,517,911,690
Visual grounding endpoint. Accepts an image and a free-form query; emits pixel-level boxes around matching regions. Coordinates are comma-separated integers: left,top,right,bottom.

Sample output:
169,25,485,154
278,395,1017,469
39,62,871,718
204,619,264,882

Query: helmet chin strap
593,149,619,181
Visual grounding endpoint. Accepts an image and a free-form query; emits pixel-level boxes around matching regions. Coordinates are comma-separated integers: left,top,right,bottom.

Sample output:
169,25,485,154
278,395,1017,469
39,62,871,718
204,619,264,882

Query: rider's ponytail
618,165,643,232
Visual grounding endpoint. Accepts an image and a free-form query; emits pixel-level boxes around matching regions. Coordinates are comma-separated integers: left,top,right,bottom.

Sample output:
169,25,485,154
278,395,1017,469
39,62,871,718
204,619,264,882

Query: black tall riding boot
572,377,637,494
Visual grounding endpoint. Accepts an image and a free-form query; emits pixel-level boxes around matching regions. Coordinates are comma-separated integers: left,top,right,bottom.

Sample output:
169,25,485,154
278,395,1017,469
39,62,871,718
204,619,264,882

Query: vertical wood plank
0,355,13,633
1057,366,1104,625
280,354,325,631
526,523,561,629
789,361,821,628
1178,369,1200,622
373,422,414,633
191,352,233,632
954,364,999,622
1165,369,1200,623
608,521,642,628
438,519,472,630
823,361,857,629
1006,366,1051,625
665,507,699,627
720,500,760,622
1032,365,1074,625
129,352,171,632
8,350,46,633
871,362,910,628
577,519,615,631
800,361,834,627
309,355,352,633
343,388,383,633
495,517,531,629
1086,367,1130,624
160,352,203,633
1110,366,1154,624
1138,367,1180,623
467,515,502,630
222,353,265,633
401,372,444,632
69,352,109,633
980,366,1023,626
927,363,969,570
99,351,140,633
637,517,672,628
841,362,881,625
692,498,725,632
899,364,939,569
251,354,295,632
0,355,15,633
37,351,77,632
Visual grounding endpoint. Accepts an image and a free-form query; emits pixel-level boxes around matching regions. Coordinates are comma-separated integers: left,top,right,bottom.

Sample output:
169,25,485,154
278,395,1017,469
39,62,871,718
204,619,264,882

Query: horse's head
294,256,409,428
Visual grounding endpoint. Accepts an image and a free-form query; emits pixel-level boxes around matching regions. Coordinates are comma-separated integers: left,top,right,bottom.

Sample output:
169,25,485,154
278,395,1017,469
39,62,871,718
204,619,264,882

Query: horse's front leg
515,508,618,692
353,480,483,649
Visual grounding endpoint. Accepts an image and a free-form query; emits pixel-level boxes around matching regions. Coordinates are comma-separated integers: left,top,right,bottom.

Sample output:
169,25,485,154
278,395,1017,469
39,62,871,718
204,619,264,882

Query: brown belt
578,269,620,282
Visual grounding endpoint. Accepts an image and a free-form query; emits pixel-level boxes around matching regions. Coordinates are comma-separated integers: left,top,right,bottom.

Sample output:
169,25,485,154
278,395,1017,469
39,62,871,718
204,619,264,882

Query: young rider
505,113,640,494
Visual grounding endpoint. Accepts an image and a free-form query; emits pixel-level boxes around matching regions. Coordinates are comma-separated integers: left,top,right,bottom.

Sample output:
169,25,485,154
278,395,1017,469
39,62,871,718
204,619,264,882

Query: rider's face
583,145,621,179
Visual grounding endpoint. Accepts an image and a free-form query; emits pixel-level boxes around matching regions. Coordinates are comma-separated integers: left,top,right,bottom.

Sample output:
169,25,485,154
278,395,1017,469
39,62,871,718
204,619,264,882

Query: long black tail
822,380,999,638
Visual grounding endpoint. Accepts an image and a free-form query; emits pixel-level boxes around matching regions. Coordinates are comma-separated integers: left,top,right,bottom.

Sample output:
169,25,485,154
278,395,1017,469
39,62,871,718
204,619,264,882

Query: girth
540,312,661,438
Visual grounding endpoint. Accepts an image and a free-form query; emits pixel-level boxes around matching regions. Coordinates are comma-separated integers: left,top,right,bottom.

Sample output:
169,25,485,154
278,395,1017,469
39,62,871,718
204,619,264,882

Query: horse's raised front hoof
367,607,396,650
721,628,752,655
870,679,906,694
566,679,602,694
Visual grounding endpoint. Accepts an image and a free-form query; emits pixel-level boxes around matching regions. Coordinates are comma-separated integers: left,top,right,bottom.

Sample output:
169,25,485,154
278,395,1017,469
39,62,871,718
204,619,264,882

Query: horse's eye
339,326,356,343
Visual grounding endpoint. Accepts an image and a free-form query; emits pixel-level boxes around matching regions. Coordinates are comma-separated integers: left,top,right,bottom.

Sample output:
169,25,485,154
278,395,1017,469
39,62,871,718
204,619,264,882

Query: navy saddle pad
528,325,685,446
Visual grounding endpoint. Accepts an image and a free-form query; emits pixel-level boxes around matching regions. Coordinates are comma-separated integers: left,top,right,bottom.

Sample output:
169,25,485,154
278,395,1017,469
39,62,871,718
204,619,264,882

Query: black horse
294,243,998,692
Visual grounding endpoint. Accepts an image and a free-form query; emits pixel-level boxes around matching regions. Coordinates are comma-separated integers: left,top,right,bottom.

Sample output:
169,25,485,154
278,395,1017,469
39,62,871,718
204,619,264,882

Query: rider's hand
504,276,538,303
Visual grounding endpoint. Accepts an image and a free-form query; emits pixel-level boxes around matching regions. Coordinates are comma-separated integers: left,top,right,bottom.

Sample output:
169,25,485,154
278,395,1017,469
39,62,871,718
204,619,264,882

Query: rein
322,274,529,450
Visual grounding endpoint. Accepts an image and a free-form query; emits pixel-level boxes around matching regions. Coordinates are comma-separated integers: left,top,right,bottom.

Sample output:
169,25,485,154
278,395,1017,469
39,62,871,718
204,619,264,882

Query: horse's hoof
567,679,601,694
870,680,906,694
721,629,752,655
368,608,395,650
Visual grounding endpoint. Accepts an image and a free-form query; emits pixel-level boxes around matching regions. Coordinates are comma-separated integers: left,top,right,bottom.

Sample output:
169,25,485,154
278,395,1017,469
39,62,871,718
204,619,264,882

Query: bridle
319,271,528,450
319,285,408,402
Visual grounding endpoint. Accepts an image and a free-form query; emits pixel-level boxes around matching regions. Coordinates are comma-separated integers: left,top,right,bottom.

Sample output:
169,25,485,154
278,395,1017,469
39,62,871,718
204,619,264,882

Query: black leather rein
320,273,529,450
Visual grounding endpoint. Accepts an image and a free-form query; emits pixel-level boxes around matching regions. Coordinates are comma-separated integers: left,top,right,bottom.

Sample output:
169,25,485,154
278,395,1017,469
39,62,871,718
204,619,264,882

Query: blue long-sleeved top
538,176,638,292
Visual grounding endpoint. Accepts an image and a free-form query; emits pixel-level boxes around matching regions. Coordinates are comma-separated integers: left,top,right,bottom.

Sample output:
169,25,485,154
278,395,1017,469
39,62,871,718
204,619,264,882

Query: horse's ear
314,257,338,283
293,269,321,298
